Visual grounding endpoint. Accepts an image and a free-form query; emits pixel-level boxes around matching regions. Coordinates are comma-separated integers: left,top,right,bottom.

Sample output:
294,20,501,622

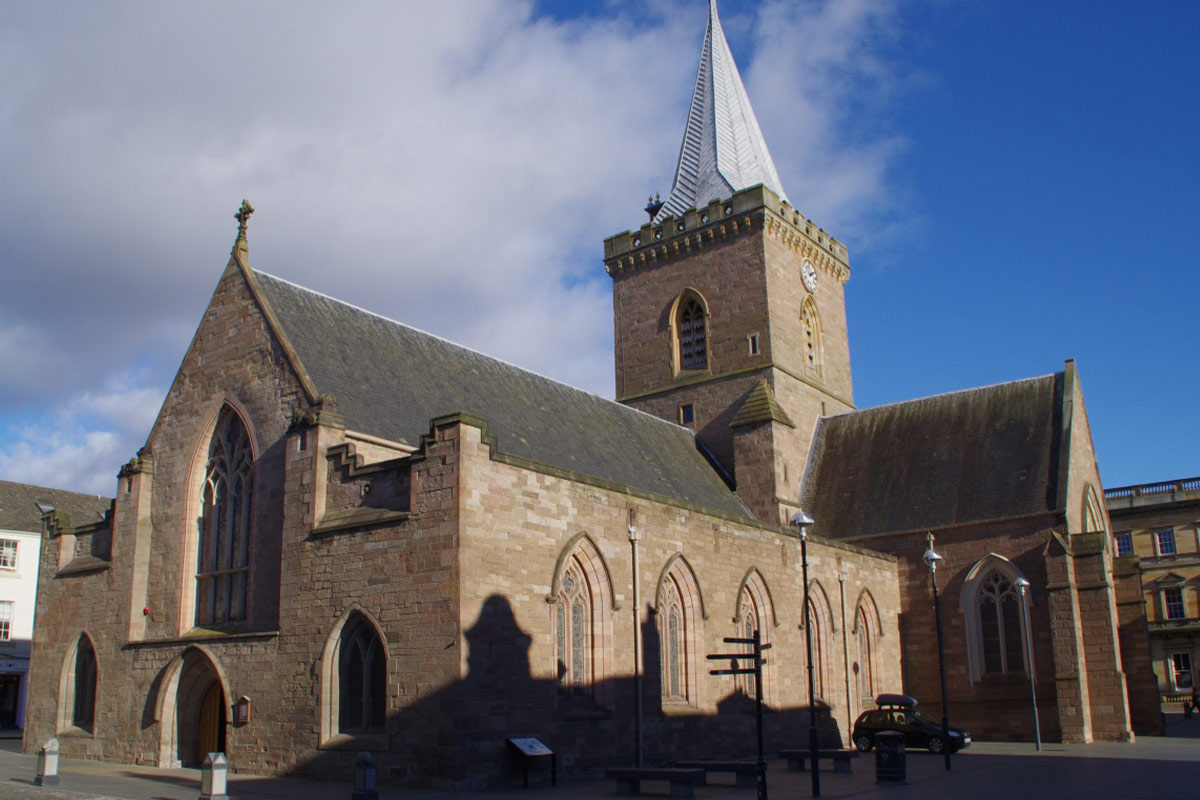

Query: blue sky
1,0,1196,495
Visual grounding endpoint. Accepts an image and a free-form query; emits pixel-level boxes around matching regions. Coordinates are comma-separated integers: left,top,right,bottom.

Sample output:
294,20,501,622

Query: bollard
199,752,229,800
352,751,379,800
34,737,60,786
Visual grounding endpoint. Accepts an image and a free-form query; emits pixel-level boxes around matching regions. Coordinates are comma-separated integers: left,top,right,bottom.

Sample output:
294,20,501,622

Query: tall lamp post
922,536,952,772
790,510,820,798
1013,577,1042,751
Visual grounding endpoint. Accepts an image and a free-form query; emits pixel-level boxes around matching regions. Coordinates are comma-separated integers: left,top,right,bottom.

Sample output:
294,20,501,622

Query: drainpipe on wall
629,511,644,767
838,571,852,744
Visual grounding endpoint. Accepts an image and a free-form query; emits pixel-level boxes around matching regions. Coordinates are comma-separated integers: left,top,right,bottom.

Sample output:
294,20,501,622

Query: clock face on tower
801,259,818,293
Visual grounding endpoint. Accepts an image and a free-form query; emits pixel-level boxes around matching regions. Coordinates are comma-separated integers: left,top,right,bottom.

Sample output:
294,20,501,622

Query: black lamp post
1013,577,1042,751
791,510,820,798
921,537,952,772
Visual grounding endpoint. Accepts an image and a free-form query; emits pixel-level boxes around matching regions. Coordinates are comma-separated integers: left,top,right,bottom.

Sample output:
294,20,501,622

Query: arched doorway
155,647,230,768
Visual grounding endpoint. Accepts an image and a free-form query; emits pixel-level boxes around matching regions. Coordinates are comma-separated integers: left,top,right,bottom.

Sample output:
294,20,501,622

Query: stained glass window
978,570,1024,674
196,409,253,626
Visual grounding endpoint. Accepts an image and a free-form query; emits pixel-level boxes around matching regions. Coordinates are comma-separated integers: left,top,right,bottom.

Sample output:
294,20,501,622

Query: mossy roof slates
799,373,1063,540
0,480,111,533
729,381,794,428
254,272,751,520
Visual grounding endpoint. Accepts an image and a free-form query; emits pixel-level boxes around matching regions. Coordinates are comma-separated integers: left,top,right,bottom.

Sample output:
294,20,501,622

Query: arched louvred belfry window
677,295,708,371
196,408,253,627
72,635,97,732
338,614,386,734
977,569,1024,675
802,296,823,377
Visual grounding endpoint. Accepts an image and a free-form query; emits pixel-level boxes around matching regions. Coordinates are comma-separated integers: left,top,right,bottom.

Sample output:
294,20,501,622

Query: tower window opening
677,297,708,370
748,333,760,356
679,404,695,425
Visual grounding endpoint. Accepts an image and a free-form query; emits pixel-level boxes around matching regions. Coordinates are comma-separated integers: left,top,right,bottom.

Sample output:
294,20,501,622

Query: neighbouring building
0,481,109,733
1106,477,1200,705
24,0,1157,789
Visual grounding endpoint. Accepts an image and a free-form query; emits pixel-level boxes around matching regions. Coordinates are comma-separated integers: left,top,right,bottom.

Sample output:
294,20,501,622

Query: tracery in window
552,536,613,708
803,582,834,699
735,569,774,702
338,613,386,734
196,408,253,627
657,557,703,705
674,292,709,372
960,554,1029,682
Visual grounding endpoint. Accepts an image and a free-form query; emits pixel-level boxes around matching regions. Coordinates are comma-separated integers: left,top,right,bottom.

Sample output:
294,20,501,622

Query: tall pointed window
961,554,1030,682
736,570,773,702
801,296,823,377
72,635,97,732
338,614,386,734
552,536,613,709
657,557,703,706
977,570,1024,675
855,607,874,701
557,560,591,696
196,408,253,627
804,583,833,699
676,295,708,371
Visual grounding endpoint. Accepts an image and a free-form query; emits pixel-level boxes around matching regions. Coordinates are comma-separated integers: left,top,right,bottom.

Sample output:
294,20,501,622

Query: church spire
655,0,787,224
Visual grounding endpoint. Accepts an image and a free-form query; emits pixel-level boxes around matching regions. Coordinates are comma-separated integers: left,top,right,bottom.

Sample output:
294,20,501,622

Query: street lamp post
922,536,952,772
791,510,820,798
1013,577,1041,751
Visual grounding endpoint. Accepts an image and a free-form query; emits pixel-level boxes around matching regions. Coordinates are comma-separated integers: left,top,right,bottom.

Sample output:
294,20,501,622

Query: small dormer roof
655,0,787,223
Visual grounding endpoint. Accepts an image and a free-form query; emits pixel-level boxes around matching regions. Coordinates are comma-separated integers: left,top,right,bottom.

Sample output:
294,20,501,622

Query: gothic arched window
556,560,592,696
676,294,708,371
338,614,386,734
196,408,253,627
802,296,823,377
854,605,877,703
977,570,1024,674
736,570,773,701
657,557,703,706
72,635,97,732
804,583,834,700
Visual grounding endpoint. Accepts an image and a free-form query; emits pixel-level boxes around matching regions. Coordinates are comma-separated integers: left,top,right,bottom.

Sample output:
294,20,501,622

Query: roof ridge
0,479,110,502
254,271,697,435
822,372,1061,420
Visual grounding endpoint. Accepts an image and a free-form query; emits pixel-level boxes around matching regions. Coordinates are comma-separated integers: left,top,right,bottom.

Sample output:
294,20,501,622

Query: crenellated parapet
604,185,849,280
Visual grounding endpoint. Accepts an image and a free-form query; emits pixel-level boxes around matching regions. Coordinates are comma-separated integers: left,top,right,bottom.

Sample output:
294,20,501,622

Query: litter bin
875,731,906,784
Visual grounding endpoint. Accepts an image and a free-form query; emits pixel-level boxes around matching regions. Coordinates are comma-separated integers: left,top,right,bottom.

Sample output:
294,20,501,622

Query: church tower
604,0,854,525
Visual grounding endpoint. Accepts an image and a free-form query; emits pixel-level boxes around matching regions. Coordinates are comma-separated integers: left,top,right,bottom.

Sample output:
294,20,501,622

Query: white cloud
0,0,914,494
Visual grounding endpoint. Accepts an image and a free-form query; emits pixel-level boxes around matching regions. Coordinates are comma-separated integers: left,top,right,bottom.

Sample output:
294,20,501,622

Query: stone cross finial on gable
235,199,255,240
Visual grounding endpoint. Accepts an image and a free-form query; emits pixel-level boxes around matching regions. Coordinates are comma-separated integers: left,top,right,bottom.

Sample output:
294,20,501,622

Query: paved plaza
3,715,1196,800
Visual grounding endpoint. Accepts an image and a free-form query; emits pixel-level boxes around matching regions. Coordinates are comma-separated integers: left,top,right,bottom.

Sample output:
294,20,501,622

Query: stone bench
674,760,760,788
605,767,706,798
778,749,858,774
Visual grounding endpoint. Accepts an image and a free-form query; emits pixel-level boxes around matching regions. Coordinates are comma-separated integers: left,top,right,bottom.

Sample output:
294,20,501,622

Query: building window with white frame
1163,586,1186,620
1114,532,1133,557
1170,652,1193,690
1155,528,1177,557
0,539,16,570
0,601,11,640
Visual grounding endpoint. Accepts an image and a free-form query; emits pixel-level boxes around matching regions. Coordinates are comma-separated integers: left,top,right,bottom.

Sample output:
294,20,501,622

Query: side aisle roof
800,373,1065,540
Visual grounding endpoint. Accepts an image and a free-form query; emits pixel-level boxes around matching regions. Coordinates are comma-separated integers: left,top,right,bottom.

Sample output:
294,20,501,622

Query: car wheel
927,736,944,754
854,735,873,752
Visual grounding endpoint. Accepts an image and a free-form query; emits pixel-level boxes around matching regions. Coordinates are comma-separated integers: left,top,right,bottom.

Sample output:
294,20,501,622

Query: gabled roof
0,480,110,534
729,381,795,428
655,0,788,223
799,373,1065,540
252,272,752,520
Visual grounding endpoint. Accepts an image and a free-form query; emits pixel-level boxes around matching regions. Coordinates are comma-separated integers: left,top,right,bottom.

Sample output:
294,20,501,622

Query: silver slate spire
655,0,787,224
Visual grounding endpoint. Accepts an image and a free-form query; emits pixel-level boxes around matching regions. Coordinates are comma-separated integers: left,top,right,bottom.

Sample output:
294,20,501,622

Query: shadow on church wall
281,594,842,790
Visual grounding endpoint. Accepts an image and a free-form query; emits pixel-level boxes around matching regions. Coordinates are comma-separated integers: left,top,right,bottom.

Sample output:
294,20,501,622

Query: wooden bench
674,760,760,788
605,767,706,798
778,749,858,774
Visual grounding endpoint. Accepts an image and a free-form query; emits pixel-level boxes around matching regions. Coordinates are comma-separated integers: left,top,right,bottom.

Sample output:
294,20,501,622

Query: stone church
26,0,1157,789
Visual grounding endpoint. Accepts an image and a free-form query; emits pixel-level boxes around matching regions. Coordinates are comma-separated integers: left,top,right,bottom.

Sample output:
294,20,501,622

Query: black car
851,694,971,754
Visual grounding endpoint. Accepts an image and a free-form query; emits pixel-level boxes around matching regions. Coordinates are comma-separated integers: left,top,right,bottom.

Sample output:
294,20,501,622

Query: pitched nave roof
253,271,753,521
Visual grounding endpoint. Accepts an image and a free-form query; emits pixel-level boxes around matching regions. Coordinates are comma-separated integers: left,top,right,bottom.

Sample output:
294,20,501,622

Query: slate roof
253,271,753,520
0,480,111,534
729,381,795,429
799,373,1064,540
